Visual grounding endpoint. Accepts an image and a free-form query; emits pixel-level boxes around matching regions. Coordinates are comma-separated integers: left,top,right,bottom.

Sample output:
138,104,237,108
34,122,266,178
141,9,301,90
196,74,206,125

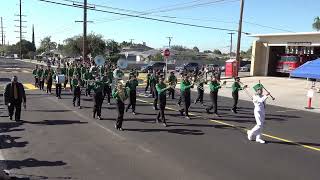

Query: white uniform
248,94,268,143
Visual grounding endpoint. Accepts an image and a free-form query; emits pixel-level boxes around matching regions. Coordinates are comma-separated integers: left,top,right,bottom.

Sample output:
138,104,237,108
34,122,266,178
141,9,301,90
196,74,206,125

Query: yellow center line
137,95,320,152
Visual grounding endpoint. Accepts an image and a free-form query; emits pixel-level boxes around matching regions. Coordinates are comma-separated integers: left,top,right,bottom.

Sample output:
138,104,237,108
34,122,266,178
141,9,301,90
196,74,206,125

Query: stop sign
163,49,170,57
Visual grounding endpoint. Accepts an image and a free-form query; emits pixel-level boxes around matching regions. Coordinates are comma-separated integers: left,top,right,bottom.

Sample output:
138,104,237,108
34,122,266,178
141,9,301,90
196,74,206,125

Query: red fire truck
276,46,316,73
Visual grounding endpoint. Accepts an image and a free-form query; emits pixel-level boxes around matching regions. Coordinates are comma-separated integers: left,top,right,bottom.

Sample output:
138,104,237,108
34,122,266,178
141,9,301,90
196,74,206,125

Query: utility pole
83,0,87,62
75,0,94,62
32,24,35,47
1,17,4,46
235,0,244,65
228,33,235,58
14,0,27,59
129,39,134,45
166,36,173,48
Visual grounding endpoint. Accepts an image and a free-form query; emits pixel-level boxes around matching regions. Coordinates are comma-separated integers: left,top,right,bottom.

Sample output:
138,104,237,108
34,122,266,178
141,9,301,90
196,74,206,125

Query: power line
38,0,250,34
92,0,238,23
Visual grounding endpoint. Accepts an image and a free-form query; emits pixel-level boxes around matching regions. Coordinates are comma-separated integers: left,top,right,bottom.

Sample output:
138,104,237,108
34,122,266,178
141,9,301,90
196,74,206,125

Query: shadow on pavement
0,122,24,133
27,110,72,113
1,158,66,170
8,173,73,180
21,120,88,125
0,135,28,149
125,128,205,135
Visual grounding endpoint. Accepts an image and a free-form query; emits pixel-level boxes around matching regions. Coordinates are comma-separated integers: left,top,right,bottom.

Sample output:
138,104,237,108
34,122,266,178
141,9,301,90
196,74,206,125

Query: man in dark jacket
4,76,26,121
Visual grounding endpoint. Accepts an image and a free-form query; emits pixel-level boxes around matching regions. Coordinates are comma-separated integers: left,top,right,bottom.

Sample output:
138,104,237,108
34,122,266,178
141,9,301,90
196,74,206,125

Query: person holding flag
247,83,270,144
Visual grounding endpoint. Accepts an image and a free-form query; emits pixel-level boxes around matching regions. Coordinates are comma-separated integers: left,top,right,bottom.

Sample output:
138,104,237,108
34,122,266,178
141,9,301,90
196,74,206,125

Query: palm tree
312,16,320,31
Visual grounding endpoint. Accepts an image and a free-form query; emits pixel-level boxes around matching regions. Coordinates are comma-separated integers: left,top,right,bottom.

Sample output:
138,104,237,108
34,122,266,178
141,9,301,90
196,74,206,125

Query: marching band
31,60,272,143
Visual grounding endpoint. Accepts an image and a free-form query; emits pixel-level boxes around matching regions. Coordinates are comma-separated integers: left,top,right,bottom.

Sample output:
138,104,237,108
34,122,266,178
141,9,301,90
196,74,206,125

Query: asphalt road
0,58,319,180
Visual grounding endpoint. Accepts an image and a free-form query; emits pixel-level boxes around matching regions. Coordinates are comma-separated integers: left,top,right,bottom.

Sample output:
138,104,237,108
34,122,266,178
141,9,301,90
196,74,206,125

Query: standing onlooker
4,76,26,121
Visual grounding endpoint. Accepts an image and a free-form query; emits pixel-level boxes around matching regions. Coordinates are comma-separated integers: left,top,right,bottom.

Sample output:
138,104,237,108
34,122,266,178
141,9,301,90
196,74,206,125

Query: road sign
163,48,170,57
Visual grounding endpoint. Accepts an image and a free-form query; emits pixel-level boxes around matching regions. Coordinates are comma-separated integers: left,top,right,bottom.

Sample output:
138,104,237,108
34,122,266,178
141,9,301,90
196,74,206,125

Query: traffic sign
163,48,170,57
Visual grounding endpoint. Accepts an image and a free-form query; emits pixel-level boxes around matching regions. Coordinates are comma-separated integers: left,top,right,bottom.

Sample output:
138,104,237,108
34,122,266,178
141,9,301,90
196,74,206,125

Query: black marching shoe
206,109,210,114
119,127,124,131
9,116,12,120
163,123,167,127
98,116,102,120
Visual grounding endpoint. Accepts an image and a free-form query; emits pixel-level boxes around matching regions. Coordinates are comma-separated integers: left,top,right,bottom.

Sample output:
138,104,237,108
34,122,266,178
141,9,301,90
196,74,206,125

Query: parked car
240,64,251,72
207,64,219,72
141,62,166,73
183,62,199,72
175,66,183,72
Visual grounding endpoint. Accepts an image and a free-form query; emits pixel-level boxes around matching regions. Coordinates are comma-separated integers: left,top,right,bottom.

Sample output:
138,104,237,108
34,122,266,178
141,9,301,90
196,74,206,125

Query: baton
259,80,275,100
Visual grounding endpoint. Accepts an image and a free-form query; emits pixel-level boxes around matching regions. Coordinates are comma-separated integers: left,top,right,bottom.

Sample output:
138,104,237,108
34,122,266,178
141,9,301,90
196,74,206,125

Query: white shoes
255,135,265,144
247,131,265,143
256,138,265,144
247,130,253,141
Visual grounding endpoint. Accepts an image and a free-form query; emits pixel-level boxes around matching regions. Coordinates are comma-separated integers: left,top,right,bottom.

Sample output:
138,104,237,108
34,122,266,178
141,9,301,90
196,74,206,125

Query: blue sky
1,0,319,52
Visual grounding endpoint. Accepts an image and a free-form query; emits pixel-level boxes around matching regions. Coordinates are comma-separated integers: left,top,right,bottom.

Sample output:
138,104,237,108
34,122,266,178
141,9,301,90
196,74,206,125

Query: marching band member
75,63,82,78
156,76,172,127
149,70,157,98
61,63,68,89
205,76,221,116
179,75,194,119
38,65,45,91
150,70,159,110
194,73,206,105
231,77,247,113
54,64,63,99
83,68,94,96
112,82,129,131
71,74,81,109
145,70,151,93
68,64,75,92
92,76,105,120
247,83,270,144
125,75,139,115
168,71,177,99
32,65,39,88
44,64,54,94
102,71,112,105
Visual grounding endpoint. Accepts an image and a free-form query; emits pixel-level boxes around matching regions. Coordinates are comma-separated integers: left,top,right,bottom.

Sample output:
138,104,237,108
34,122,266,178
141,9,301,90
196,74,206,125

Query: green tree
204,50,212,53
16,40,36,57
151,53,164,61
312,16,320,31
193,46,200,53
63,33,107,58
171,45,187,51
106,40,121,64
213,49,222,55
37,36,57,54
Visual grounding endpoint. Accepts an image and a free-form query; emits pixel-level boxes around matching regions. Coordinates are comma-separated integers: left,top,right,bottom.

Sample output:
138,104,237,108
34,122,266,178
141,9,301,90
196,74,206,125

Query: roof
290,58,320,79
249,32,320,38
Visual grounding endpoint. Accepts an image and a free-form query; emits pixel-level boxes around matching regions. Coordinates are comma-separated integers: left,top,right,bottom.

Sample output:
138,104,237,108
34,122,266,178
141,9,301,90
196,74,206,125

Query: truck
276,54,311,73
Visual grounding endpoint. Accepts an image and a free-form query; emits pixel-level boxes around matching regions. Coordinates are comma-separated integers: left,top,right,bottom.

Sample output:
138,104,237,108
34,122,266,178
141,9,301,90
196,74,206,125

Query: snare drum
56,74,66,84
